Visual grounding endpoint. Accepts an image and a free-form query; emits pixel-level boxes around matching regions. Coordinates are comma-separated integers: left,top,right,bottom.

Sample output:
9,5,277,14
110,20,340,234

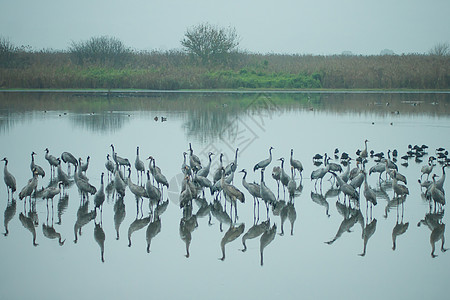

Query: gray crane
213,153,225,183
134,146,145,183
44,148,59,175
41,182,63,201
224,148,239,176
290,149,303,180
145,171,161,205
278,158,290,197
61,151,78,174
110,144,131,170
240,169,261,214
74,165,97,199
56,158,72,189
311,165,330,189
105,154,115,179
188,143,202,172
79,156,90,173
2,158,16,197
430,174,445,206
30,151,45,178
94,173,105,214
362,170,377,206
19,168,39,201
221,167,245,220
253,146,274,172
359,139,369,160
392,170,409,198
330,171,359,201
260,168,276,217
197,152,214,178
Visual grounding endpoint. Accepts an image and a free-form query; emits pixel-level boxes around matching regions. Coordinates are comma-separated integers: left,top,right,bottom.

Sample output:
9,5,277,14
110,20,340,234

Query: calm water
0,91,449,300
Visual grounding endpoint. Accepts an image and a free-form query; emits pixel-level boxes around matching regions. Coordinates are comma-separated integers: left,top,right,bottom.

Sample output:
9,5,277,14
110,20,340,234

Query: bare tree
0,37,17,67
69,36,131,66
181,23,240,64
429,42,449,56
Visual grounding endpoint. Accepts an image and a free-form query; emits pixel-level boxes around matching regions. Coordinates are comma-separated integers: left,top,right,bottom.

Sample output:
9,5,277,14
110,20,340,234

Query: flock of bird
1,140,449,262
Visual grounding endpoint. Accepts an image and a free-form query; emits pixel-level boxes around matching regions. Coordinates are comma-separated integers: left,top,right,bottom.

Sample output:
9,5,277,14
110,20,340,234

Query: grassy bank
0,50,449,90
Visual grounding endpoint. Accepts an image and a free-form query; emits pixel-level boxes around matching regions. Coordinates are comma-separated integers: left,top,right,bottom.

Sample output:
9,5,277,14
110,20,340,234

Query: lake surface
0,90,449,300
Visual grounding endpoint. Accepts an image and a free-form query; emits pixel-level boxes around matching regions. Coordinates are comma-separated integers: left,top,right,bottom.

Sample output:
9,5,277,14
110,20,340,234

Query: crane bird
224,148,239,176
74,165,97,199
94,173,105,214
197,152,214,178
392,170,409,198
420,157,434,180
290,149,303,180
105,154,115,179
19,168,39,201
2,157,16,197
253,146,274,172
79,156,90,173
311,165,330,189
145,171,161,205
148,156,169,190
30,152,45,178
430,174,446,207
41,182,63,202
212,153,225,183
135,146,145,183
61,151,78,174
278,158,290,198
272,166,281,197
44,148,59,175
221,167,245,220
329,171,359,201
362,170,377,206
188,143,202,172
359,139,369,161
260,168,276,217
240,169,261,214
110,144,131,170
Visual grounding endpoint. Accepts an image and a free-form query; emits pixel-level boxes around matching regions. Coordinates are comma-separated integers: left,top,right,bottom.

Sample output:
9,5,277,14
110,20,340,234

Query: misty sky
1,0,449,55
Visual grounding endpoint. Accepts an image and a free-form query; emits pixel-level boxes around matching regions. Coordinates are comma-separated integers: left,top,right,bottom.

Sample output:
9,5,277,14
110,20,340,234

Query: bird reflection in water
311,190,330,217
3,198,16,236
179,204,198,258
127,215,151,247
325,202,360,245
210,199,232,232
114,196,126,240
94,221,105,262
56,194,69,225
73,200,96,243
417,210,448,258
241,220,270,252
219,223,245,261
42,197,65,246
287,202,297,236
359,218,377,257
392,205,409,251
260,223,276,266
19,212,38,246
146,216,161,253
